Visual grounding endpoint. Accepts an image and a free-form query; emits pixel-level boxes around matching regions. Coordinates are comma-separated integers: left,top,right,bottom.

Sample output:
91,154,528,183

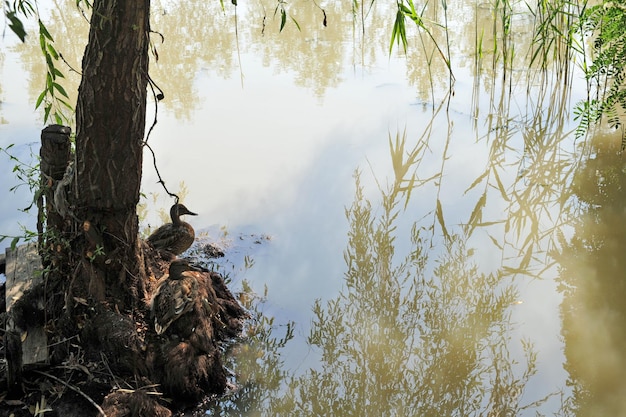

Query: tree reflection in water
209,165,554,416
271,172,549,416
557,132,626,417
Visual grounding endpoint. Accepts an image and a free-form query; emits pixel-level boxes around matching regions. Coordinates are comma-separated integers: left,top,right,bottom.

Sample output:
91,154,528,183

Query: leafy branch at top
391,1,453,72
574,0,626,139
4,1,74,124
35,19,73,125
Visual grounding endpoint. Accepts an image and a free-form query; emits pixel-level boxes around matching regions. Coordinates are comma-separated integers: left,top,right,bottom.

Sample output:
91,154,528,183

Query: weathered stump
39,124,72,236
38,124,72,273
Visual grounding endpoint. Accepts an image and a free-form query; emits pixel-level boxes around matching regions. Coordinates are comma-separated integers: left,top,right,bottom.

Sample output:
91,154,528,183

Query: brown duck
147,203,197,255
151,259,203,335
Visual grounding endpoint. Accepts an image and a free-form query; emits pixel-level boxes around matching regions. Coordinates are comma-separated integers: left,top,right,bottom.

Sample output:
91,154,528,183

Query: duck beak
187,262,208,272
179,207,197,216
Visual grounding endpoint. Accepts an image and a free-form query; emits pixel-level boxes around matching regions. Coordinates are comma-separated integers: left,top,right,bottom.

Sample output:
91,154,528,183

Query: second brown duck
150,258,203,335
147,203,197,256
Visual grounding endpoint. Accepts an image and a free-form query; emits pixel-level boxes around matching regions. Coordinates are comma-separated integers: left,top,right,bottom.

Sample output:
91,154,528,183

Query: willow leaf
467,192,487,236
436,199,450,241
492,167,509,202
464,169,489,194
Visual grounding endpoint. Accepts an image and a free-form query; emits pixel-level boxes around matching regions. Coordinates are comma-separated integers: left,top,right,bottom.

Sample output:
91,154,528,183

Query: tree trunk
74,0,150,306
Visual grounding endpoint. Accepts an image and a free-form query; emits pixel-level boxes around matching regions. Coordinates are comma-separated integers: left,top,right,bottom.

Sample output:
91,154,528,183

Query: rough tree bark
73,0,150,306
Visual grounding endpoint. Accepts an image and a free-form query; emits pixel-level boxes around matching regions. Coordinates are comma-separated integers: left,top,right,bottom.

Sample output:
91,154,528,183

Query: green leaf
16,1,35,16
7,11,27,42
280,9,287,32
11,236,20,251
47,43,59,60
35,90,47,109
390,10,408,54
290,16,301,31
399,3,413,15
39,31,46,51
58,98,73,110
44,104,52,123
52,82,69,98
39,20,54,41
45,53,54,70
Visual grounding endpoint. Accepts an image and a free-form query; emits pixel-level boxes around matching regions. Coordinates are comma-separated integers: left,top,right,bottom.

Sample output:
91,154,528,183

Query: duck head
168,258,205,278
172,203,197,220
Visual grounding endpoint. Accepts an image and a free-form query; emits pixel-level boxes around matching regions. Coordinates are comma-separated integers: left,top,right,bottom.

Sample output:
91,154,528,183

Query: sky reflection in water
0,1,606,415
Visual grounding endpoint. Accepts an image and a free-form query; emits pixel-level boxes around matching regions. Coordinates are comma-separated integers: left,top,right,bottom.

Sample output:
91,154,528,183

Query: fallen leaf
5,399,24,406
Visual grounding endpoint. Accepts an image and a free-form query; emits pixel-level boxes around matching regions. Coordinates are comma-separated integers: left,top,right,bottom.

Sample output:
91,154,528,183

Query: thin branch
33,370,107,417
143,74,178,202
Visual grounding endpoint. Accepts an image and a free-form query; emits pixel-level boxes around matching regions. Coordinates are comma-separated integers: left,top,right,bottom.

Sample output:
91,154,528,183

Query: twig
143,140,178,202
58,53,82,76
100,352,132,390
116,386,164,396
46,334,79,347
142,77,178,203
33,370,107,417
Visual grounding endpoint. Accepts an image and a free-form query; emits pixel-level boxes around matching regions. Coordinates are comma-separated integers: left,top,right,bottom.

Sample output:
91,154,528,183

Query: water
2,1,622,415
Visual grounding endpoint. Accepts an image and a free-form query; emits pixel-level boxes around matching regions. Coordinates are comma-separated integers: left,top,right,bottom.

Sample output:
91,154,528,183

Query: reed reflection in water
274,175,545,416
209,128,558,415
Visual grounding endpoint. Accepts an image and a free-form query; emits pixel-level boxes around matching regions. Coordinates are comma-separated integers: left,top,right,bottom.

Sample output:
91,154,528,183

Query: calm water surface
1,1,624,415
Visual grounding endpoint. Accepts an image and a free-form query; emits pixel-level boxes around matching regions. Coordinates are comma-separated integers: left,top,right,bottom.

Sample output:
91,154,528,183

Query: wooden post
39,124,72,266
